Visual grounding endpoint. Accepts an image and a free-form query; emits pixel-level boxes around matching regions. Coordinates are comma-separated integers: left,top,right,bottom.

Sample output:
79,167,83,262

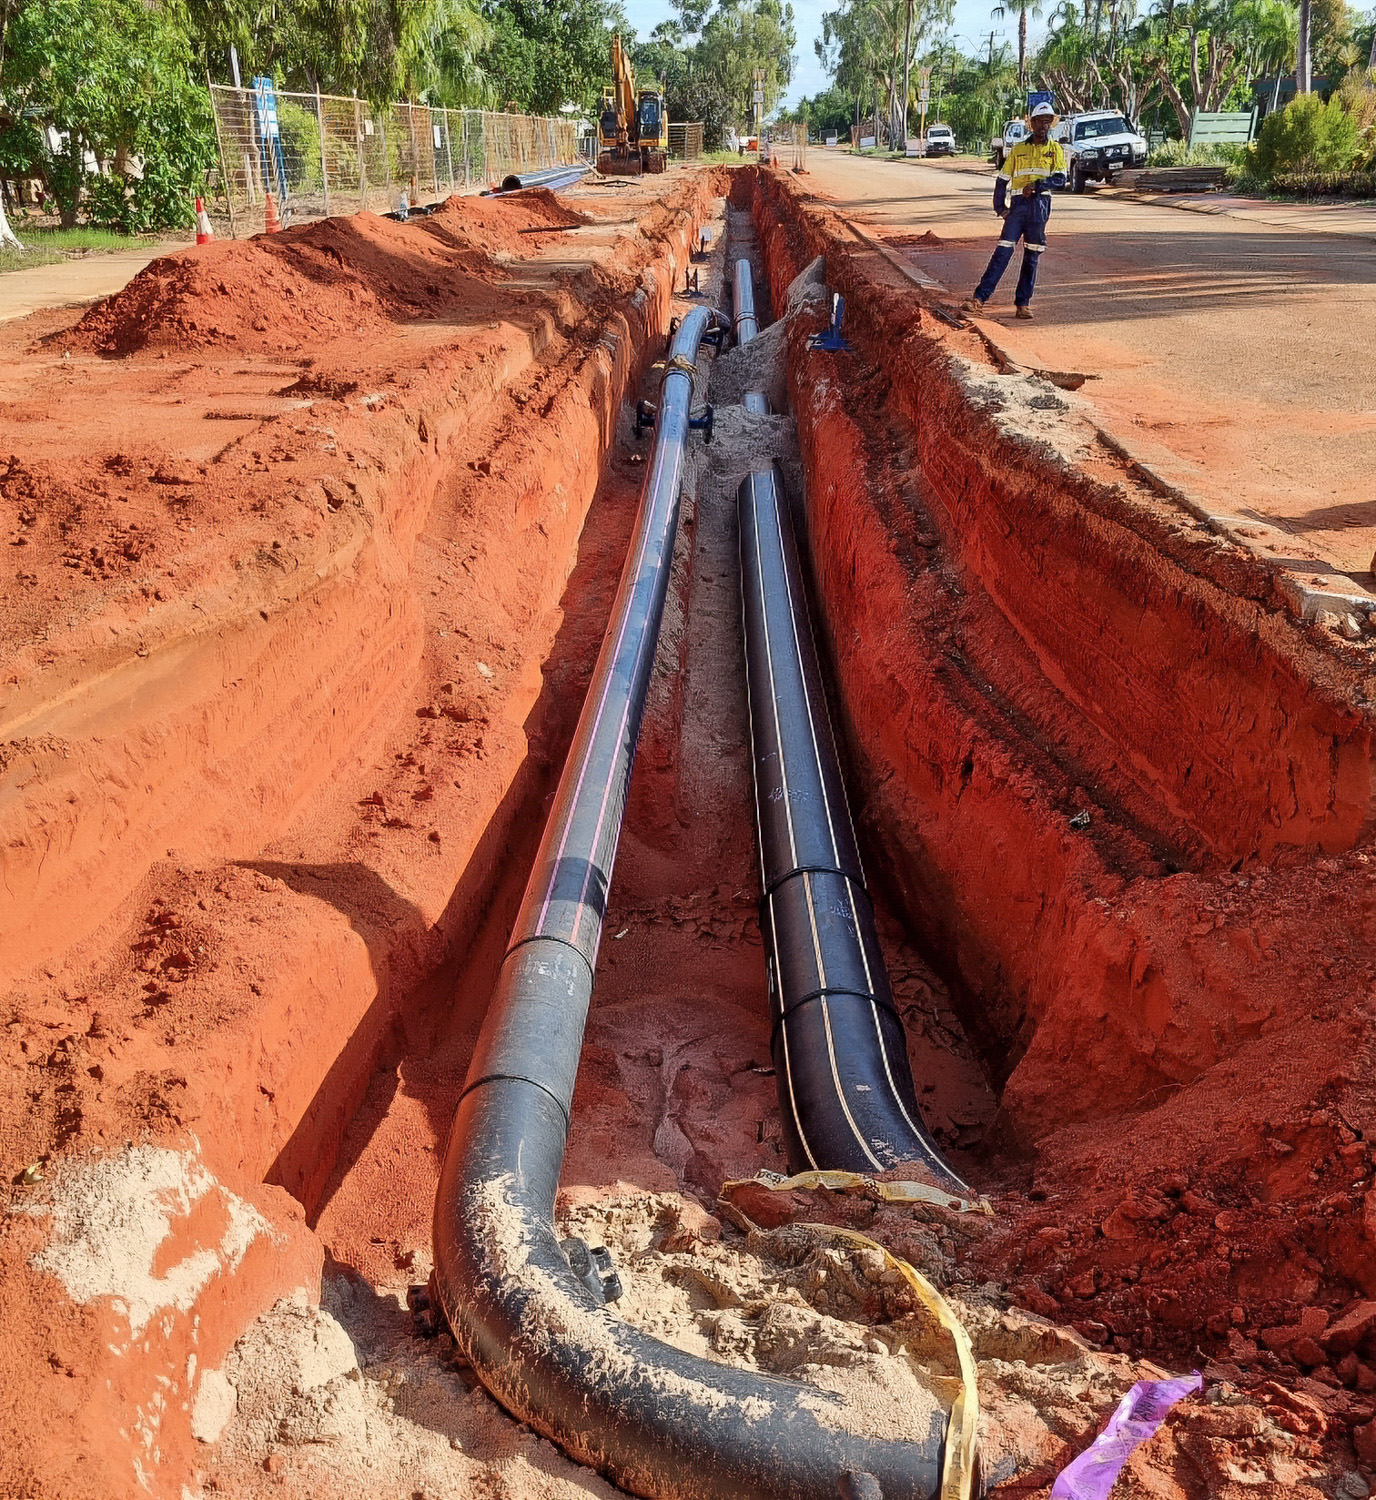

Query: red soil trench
0,172,727,1498
2,161,1376,1500
749,166,1376,1472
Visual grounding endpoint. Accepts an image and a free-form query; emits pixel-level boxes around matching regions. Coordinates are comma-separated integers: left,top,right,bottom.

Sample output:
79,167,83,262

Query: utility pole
900,0,915,147
753,67,765,158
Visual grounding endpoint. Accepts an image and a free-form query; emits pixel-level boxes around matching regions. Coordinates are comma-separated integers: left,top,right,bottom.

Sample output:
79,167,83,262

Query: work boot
961,297,985,314
1015,305,1033,320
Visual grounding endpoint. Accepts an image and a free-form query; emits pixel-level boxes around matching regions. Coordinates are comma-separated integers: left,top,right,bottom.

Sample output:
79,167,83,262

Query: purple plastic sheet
1050,1372,1202,1500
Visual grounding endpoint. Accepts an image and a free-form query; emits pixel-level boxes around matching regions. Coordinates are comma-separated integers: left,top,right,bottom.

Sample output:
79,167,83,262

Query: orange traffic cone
194,196,213,245
264,191,281,234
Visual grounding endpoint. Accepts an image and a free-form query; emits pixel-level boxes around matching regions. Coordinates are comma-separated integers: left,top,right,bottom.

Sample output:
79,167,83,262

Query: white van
990,119,1027,169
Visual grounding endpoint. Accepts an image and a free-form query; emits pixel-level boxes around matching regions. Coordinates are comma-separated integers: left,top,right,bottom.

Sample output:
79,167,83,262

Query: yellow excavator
598,34,668,175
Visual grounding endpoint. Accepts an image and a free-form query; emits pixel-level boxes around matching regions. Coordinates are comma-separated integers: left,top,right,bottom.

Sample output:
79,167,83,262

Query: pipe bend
437,1078,945,1500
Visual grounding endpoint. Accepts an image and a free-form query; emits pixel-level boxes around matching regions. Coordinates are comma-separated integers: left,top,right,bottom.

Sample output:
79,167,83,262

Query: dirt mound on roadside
64,197,588,357
425,186,588,255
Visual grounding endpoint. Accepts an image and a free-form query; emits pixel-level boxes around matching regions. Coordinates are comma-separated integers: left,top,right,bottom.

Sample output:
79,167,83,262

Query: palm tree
1296,0,1311,92
992,0,1045,89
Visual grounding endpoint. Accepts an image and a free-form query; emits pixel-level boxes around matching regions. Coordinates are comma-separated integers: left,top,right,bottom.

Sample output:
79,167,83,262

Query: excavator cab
598,88,620,155
636,91,668,174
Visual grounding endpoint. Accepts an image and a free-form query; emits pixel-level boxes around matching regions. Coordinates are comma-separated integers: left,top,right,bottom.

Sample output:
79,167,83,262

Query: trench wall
746,168,1376,1134
1,182,719,1500
750,170,1375,868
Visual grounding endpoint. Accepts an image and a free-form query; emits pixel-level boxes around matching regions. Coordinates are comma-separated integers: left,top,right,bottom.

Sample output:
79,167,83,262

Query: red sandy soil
66,189,587,356
5,157,1373,1500
0,171,722,1500
749,165,1376,1482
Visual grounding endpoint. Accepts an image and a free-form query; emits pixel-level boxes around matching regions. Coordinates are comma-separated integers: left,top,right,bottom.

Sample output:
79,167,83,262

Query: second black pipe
739,463,971,1196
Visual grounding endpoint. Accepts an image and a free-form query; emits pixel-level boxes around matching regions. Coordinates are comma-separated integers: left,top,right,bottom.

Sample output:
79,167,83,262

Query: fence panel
668,123,704,161
207,85,580,236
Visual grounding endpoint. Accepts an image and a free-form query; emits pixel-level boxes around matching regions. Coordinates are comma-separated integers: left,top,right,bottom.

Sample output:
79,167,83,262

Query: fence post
404,103,417,202
381,116,391,201
355,97,366,209
206,79,239,238
429,108,441,195
316,88,331,216
444,109,456,192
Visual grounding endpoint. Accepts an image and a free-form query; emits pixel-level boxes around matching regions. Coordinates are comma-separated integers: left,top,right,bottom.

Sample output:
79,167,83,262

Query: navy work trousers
975,193,1051,307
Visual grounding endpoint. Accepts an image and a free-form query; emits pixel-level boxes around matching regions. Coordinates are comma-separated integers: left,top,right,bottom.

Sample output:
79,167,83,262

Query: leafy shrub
1268,168,1376,196
1145,139,1245,167
1335,66,1376,165
3,0,214,232
1248,93,1361,181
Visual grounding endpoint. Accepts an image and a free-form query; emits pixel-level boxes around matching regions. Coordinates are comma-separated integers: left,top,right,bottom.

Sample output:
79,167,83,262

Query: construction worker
963,101,1067,320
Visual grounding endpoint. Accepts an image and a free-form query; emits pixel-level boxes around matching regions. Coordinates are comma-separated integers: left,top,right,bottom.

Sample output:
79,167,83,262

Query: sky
621,0,1030,110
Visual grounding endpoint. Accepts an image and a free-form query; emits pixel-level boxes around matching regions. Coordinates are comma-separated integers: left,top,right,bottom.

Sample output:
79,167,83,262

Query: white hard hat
1029,101,1056,118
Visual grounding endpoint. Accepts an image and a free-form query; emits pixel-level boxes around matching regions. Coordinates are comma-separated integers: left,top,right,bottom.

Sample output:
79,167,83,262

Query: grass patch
0,225,158,274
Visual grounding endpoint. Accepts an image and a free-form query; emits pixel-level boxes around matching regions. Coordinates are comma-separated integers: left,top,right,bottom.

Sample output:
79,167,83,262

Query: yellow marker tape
808,1223,979,1500
663,352,699,382
714,1171,986,1500
719,1167,993,1217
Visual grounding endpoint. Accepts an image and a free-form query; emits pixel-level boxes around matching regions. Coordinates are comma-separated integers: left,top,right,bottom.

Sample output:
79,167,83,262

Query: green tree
785,82,867,132
1249,84,1361,168
0,0,214,229
992,0,1044,86
180,0,493,108
482,0,629,112
817,0,949,142
632,0,796,145
695,0,798,121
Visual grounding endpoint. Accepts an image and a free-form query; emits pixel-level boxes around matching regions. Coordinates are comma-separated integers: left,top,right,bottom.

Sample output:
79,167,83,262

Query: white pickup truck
1052,111,1148,188
989,119,1027,170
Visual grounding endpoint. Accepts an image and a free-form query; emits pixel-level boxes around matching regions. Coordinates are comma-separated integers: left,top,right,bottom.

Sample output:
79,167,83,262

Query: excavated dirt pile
67,188,590,356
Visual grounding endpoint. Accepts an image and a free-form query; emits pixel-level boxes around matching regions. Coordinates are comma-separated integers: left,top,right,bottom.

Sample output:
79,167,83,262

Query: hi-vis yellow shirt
998,137,1067,192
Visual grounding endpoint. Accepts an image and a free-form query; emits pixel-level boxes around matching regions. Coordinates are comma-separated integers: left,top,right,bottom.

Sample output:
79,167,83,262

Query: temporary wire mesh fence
667,123,704,162
207,84,579,236
788,124,808,172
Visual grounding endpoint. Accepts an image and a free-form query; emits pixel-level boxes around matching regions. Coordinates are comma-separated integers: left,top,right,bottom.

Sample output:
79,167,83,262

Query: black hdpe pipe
733,256,759,344
739,463,971,1198
432,306,944,1499
497,161,593,193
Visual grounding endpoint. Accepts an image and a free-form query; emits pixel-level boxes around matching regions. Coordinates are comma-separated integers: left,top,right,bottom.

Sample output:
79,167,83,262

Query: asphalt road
800,151,1376,580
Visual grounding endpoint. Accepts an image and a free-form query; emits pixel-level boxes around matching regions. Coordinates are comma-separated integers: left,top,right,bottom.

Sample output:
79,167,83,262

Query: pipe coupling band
662,353,698,384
